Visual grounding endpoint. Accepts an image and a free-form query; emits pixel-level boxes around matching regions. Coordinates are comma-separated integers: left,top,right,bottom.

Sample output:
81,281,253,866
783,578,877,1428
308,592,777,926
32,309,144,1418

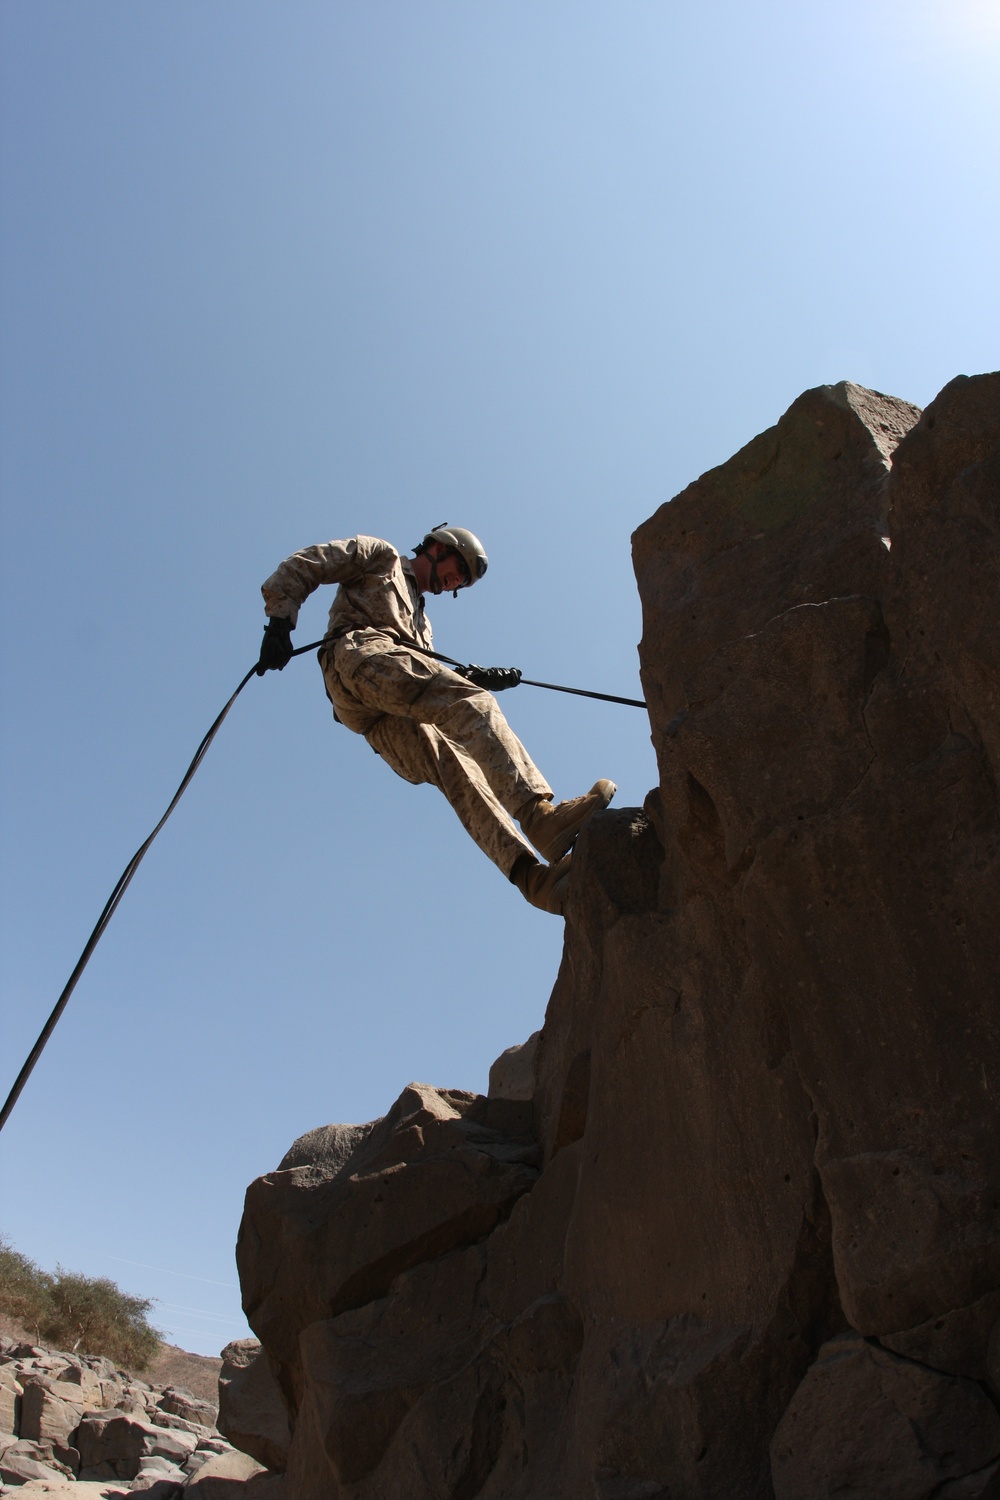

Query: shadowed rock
236,1081,540,1419
218,1339,290,1474
232,374,1000,1498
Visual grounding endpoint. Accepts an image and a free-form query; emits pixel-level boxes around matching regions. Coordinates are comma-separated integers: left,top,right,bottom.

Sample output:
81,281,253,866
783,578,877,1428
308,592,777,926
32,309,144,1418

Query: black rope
296,635,648,708
0,639,645,1135
0,664,258,1135
518,677,645,708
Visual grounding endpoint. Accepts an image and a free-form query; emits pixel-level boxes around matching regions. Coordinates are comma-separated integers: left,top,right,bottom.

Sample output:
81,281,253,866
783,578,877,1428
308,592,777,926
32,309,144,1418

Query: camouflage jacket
260,535,433,652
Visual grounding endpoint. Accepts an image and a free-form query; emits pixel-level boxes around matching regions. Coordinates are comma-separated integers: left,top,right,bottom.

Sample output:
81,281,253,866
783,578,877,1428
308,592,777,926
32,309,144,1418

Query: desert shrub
0,1235,162,1371
0,1236,52,1334
41,1271,162,1372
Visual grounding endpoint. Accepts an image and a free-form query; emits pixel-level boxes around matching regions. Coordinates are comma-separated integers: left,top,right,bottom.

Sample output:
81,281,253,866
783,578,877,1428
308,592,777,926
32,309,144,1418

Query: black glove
256,617,294,675
460,664,522,692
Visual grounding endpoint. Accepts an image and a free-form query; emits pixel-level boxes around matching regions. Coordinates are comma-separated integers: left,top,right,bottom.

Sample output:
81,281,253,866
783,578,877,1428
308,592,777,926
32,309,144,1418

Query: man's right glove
460,664,522,692
256,617,294,675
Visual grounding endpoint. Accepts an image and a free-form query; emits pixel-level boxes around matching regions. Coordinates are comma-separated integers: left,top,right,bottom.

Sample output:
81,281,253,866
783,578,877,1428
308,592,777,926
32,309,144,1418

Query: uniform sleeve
260,535,399,625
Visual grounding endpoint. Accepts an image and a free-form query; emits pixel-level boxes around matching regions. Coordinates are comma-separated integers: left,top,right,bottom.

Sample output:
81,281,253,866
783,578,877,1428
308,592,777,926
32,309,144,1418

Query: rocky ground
0,1332,280,1497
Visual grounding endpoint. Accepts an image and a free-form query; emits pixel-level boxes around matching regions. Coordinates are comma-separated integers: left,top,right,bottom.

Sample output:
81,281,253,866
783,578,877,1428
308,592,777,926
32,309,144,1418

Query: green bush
0,1236,162,1371
0,1236,51,1334
41,1271,162,1372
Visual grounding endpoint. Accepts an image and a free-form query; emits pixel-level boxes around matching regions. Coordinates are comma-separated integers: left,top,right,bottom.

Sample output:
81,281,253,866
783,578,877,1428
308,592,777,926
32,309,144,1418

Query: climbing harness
0,640,645,1135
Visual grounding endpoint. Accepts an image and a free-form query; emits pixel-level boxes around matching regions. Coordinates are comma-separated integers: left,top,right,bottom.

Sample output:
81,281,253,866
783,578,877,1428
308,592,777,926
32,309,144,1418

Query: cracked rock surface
231,374,1000,1499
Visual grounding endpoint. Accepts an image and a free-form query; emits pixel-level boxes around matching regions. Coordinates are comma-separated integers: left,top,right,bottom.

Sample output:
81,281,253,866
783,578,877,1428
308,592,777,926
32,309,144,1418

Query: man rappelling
255,526,616,915
2,524,634,1131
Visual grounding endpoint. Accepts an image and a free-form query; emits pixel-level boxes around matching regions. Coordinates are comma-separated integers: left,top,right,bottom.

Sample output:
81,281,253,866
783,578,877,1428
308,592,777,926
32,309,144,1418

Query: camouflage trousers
322,638,552,876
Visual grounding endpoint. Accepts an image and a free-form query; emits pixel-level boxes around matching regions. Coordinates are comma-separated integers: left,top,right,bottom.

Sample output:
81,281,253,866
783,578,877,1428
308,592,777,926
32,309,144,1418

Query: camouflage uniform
261,536,552,875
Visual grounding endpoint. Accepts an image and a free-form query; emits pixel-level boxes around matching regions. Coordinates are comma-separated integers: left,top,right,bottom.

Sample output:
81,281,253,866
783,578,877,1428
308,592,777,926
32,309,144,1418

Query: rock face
233,374,1000,1499
217,1339,290,1474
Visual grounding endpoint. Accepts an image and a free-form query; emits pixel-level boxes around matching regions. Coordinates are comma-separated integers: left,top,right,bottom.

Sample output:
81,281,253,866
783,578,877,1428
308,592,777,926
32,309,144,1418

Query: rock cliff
232,373,1000,1499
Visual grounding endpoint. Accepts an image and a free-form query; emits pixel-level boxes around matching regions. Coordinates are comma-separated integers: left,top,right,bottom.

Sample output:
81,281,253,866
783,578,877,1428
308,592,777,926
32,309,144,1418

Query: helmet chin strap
427,551,468,598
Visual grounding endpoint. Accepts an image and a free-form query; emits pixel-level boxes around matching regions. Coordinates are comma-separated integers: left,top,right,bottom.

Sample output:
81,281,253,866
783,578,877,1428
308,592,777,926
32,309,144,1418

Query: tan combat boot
518,779,617,863
509,853,573,916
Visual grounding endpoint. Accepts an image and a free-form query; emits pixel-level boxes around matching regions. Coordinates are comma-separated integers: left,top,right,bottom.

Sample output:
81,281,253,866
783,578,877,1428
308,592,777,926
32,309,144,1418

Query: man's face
426,542,468,594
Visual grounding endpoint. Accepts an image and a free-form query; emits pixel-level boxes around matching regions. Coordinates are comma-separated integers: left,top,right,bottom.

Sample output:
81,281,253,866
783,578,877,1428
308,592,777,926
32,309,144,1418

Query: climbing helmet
421,526,489,588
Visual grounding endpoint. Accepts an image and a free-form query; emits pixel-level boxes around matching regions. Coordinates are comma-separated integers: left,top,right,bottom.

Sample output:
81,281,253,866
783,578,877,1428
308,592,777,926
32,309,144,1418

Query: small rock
0,1371,21,1436
157,1386,217,1429
218,1340,259,1372
150,1410,213,1438
18,1382,83,1450
0,1439,70,1485
136,1454,187,1476
182,1449,266,1496
54,1363,104,1407
488,1031,540,1101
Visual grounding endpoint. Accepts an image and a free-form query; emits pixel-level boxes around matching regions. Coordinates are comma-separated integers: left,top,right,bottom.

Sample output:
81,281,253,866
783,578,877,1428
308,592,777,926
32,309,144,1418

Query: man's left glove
256,617,294,675
460,664,522,692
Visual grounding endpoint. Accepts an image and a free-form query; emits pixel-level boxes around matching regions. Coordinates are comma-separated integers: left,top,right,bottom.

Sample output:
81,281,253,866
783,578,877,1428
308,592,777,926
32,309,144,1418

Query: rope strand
0,665,258,1134
0,641,645,1134
294,635,648,707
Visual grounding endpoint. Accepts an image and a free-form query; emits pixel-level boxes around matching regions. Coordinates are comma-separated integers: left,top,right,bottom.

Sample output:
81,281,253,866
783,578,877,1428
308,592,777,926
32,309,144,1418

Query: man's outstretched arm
260,535,399,625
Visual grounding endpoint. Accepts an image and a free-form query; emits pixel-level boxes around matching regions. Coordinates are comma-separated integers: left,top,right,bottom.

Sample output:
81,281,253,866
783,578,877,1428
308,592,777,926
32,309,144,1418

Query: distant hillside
144,1343,222,1408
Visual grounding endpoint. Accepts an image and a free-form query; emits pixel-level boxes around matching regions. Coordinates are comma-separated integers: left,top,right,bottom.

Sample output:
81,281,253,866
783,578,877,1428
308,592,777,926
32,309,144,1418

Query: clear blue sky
1,1,997,1357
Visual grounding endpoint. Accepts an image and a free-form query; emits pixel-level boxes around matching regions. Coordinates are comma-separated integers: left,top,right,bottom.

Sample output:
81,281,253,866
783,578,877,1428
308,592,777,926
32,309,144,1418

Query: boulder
76,1411,198,1480
130,1451,187,1495
879,1290,1000,1383
0,1452,65,1484
219,1339,260,1370
137,1452,188,1475
192,1436,236,1456
55,1361,105,1406
218,1341,290,1473
0,1365,21,1435
182,1447,267,1496
150,1408,214,1437
277,1122,374,1174
238,1081,539,1414
488,1031,540,1101
183,1450,219,1481
156,1383,218,1429
18,1378,84,1449
770,1334,1000,1499
0,1436,74,1483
